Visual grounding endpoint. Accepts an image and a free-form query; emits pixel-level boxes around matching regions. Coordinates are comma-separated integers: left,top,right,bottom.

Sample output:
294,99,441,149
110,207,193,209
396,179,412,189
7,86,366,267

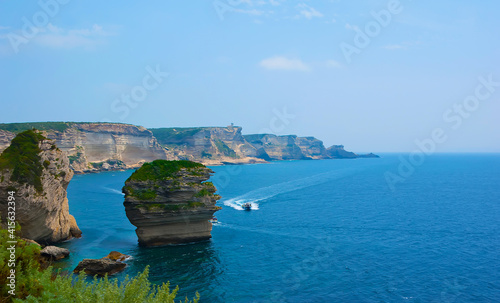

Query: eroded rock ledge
123,160,221,247
0,130,81,244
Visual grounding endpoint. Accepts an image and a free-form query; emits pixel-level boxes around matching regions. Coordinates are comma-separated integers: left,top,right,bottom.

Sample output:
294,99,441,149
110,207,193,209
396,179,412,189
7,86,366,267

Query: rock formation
123,160,221,247
0,130,81,244
74,258,127,276
40,246,70,261
74,251,130,276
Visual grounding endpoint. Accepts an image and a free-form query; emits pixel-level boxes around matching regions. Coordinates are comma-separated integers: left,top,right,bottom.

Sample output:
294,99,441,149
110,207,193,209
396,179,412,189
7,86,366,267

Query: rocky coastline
0,122,379,174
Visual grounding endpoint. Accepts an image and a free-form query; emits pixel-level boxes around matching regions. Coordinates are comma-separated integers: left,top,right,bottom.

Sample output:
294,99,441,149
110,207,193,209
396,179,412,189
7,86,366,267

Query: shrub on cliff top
0,130,46,193
127,160,205,182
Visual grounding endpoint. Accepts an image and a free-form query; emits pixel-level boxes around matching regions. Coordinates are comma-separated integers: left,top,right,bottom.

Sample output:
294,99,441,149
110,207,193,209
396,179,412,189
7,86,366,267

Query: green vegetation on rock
68,152,82,164
0,129,46,193
214,140,237,158
150,128,203,145
127,160,205,182
0,122,73,134
133,189,157,201
194,188,211,197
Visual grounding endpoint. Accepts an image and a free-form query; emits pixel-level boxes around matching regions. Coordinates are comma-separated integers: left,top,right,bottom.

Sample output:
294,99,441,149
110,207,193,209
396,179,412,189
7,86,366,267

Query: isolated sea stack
0,130,81,244
123,160,221,247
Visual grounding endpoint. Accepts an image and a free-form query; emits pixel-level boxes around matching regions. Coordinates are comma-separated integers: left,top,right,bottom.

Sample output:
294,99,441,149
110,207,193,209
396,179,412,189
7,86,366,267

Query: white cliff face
153,126,266,165
0,123,377,172
0,130,15,154
50,123,172,173
0,133,81,244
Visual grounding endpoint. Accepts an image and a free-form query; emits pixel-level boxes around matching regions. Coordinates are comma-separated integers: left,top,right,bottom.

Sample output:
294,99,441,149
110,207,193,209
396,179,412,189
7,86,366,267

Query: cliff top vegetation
0,129,46,192
126,160,205,182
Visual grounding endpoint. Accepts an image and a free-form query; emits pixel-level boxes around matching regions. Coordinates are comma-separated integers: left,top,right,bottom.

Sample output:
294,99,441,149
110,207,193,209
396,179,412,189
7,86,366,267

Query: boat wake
103,187,124,195
222,166,361,210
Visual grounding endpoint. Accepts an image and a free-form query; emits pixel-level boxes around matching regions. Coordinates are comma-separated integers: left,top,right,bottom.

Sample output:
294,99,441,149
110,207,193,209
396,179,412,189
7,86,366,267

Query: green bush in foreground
0,226,199,303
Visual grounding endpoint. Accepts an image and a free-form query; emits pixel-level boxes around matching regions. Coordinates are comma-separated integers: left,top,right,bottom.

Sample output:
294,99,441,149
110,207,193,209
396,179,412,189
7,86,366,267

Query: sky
0,0,499,153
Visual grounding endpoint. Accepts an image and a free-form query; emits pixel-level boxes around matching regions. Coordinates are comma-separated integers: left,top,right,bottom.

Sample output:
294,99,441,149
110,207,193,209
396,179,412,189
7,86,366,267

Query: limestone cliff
326,145,379,159
243,134,378,160
0,130,81,244
0,122,172,173
123,160,221,247
151,126,266,165
244,134,316,160
0,123,378,170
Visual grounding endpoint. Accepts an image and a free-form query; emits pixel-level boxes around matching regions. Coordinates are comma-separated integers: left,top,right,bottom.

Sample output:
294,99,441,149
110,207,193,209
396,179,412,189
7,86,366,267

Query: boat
241,202,252,211
209,216,218,224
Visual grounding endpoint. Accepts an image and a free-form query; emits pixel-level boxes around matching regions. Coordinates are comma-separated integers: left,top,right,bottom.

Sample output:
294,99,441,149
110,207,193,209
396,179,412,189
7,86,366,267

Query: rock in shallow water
73,258,127,276
105,251,131,262
40,246,70,261
123,160,221,247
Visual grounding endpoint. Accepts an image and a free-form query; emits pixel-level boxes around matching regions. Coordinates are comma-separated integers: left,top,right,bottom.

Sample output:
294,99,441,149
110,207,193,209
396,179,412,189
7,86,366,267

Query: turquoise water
59,154,500,302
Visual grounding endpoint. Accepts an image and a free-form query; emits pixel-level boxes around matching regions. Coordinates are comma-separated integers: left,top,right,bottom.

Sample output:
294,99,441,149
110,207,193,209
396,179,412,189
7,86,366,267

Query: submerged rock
74,258,127,276
123,160,221,247
0,130,82,244
40,246,70,261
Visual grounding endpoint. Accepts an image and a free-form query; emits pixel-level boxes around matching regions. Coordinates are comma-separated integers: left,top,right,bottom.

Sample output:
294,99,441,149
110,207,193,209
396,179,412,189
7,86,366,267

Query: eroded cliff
151,126,266,165
123,160,221,247
0,130,81,244
0,122,172,173
0,123,378,171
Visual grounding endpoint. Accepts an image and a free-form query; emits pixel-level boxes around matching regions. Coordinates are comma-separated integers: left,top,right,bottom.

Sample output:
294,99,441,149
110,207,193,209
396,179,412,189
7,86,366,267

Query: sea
56,154,500,302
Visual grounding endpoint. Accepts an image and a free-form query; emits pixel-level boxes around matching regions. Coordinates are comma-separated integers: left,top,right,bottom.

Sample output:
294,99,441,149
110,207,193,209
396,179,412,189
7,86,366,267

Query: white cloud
233,8,267,16
383,44,406,50
326,60,341,68
382,41,421,50
259,56,310,71
296,3,323,19
345,23,359,31
34,24,112,50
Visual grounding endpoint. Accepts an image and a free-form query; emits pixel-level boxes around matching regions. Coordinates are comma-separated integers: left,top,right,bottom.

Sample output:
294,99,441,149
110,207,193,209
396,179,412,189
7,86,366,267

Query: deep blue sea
58,154,500,302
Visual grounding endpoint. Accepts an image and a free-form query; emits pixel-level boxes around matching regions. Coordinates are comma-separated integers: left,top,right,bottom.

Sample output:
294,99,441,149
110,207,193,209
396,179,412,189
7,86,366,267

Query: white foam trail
222,167,361,210
103,187,124,195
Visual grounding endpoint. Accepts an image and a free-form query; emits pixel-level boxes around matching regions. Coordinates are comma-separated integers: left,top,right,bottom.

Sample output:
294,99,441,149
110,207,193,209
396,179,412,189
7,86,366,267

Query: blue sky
0,0,499,152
